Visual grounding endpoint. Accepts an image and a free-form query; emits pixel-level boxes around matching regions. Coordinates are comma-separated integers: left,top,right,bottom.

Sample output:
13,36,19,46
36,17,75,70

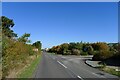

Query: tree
87,45,94,55
60,43,69,55
2,16,17,38
18,33,31,43
69,43,77,50
32,41,42,51
71,49,80,55
92,42,113,61
82,43,94,55
91,42,109,51
112,43,118,51
92,50,113,61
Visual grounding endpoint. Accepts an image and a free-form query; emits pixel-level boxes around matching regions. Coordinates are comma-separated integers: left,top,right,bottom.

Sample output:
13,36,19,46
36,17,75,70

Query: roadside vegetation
96,65,120,77
1,16,42,79
18,54,41,78
48,41,120,76
48,42,119,59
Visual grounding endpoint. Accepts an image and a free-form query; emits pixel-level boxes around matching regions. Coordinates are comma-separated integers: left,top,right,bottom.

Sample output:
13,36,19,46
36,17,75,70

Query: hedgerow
2,16,42,78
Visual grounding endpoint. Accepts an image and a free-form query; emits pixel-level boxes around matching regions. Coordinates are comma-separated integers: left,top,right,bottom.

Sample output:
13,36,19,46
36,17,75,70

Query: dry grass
6,55,39,78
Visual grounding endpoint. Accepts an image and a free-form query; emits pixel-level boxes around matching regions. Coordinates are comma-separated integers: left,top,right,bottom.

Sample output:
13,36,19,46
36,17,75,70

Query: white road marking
77,75,84,80
92,73,106,78
57,61,67,68
77,75,82,79
57,60,84,79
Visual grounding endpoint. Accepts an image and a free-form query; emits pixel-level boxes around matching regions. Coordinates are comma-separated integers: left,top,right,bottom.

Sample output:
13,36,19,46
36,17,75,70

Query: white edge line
57,61,67,68
77,75,82,78
92,73,106,78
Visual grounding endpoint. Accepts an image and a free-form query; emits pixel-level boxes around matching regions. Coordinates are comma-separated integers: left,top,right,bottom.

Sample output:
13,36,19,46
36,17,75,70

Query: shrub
71,49,80,55
63,50,72,55
1,16,42,78
80,52,88,55
2,36,37,78
88,51,94,55
92,50,114,61
91,42,109,51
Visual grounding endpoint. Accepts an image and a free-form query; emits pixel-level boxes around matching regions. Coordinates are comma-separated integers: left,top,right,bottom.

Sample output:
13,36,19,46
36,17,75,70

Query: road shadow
102,55,120,67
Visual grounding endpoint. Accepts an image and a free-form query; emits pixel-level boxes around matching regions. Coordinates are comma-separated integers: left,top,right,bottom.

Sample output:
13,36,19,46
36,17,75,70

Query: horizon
2,2,118,48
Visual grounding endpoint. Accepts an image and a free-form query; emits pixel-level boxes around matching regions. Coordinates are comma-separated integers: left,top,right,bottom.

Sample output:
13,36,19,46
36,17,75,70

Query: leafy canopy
2,16,17,38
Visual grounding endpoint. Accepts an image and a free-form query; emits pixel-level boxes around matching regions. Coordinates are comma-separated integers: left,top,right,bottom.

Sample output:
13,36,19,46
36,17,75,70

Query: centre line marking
57,61,67,68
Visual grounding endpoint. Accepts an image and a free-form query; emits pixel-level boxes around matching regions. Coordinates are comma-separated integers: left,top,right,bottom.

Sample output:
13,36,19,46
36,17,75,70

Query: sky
1,0,120,2
2,2,118,48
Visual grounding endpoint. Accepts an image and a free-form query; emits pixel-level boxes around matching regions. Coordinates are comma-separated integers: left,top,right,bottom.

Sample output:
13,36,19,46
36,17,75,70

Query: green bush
80,52,88,55
1,16,42,78
71,49,80,55
92,50,114,61
88,51,94,55
63,50,71,55
2,36,37,78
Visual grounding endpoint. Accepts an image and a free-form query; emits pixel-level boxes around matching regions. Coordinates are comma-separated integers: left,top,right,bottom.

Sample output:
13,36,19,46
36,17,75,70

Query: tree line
1,16,42,78
48,41,120,61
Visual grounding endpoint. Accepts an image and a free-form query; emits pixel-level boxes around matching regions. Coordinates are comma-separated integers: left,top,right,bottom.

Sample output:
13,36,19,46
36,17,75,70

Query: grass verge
97,66,120,77
18,55,41,78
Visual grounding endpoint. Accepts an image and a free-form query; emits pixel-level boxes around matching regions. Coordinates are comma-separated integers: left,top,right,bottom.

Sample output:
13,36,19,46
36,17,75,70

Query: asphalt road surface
33,52,119,80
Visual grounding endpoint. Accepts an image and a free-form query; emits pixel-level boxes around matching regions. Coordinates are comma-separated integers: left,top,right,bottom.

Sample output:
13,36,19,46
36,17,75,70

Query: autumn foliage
48,42,119,61
2,16,42,78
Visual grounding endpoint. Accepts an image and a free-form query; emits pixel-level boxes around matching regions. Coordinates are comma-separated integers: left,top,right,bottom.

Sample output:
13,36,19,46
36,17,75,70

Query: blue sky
2,2,118,48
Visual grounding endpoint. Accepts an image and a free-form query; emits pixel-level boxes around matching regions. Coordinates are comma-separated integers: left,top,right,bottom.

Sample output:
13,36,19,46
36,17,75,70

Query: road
33,52,119,80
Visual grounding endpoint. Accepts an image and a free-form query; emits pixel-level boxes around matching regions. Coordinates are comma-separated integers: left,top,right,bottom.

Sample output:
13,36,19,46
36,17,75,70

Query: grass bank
101,67,120,77
97,65,120,77
18,55,41,78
